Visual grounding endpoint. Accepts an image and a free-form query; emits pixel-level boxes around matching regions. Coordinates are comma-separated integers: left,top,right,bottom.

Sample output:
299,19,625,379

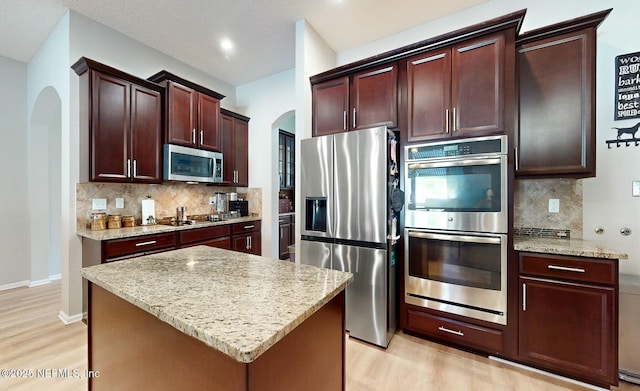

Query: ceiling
1,0,487,86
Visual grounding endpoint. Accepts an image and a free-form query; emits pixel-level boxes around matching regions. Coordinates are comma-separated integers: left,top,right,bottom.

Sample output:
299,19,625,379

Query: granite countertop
77,216,261,241
514,236,628,260
81,245,353,363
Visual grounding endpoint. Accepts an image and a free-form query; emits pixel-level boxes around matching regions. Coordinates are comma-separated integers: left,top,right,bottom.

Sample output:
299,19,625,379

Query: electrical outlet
548,198,560,213
210,197,216,205
92,198,107,210
115,198,124,209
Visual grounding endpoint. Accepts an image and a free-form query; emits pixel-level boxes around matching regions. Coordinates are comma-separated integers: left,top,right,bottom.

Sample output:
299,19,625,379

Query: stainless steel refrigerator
300,126,399,348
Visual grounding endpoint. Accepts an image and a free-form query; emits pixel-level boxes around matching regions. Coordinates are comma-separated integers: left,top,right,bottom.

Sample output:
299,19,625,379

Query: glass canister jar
90,212,107,231
108,214,122,229
122,215,135,227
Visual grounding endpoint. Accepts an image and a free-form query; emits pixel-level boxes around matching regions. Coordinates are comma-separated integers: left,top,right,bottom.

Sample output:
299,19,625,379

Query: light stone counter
81,245,353,363
77,216,261,241
514,236,628,260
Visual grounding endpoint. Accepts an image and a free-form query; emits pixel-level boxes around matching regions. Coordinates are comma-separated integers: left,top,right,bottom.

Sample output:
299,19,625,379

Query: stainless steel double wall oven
404,135,508,324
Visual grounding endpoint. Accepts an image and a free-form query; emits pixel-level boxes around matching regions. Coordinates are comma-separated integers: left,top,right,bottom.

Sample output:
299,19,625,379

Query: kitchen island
81,246,353,391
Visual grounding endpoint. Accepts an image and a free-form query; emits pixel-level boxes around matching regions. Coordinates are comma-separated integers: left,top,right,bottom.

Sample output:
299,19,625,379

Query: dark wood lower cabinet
231,221,262,255
179,225,231,250
88,284,345,391
278,215,294,260
518,253,618,388
405,308,504,355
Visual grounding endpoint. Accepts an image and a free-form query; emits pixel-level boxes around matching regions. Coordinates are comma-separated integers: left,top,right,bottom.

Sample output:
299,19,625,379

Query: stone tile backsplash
76,182,261,228
513,178,582,238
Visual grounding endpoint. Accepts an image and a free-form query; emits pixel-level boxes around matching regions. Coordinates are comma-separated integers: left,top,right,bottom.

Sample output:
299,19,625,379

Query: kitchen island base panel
88,283,345,391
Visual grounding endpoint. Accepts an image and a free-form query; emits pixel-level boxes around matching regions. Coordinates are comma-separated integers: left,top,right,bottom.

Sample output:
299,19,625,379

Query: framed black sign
615,51,640,120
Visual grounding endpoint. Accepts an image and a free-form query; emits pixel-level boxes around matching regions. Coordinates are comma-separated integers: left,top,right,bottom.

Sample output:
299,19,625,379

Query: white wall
0,56,29,289
26,11,77,320
336,0,639,276
292,20,338,262
68,12,237,109
236,69,295,258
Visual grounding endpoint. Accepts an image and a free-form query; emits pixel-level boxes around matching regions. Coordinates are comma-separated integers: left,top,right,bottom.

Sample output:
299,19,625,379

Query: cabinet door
166,82,197,146
516,28,595,177
130,84,162,183
452,32,504,136
519,277,616,385
233,232,261,255
406,49,451,142
278,218,291,260
351,64,398,130
285,134,294,189
234,118,249,186
278,133,285,188
91,71,130,182
312,77,349,136
219,113,236,185
198,93,221,151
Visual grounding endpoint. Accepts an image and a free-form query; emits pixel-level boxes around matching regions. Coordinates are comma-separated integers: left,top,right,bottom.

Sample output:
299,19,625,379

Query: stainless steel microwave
163,144,223,183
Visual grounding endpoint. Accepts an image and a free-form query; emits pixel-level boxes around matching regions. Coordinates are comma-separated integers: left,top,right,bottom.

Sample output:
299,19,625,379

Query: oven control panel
406,135,507,161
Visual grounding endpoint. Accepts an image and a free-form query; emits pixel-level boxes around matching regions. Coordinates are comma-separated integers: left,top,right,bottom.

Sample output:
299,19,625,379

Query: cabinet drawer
406,309,503,354
519,253,616,285
232,220,261,235
179,225,230,245
104,233,176,260
278,215,291,225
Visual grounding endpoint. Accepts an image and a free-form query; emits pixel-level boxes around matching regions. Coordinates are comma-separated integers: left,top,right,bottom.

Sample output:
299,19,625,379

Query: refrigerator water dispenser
305,198,327,232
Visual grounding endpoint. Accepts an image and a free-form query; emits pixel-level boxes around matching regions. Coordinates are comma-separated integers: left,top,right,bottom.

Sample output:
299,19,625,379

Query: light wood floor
0,281,637,391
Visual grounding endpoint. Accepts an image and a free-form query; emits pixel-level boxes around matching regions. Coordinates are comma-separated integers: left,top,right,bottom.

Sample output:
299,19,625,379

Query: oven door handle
408,231,502,245
407,156,503,170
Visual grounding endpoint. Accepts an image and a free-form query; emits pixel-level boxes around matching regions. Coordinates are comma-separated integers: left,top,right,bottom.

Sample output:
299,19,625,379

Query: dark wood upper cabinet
351,65,398,130
312,77,349,136
406,49,451,140
279,130,295,190
72,58,163,184
406,31,506,142
515,9,611,178
311,64,398,136
220,109,250,186
453,34,504,136
148,71,224,152
130,84,163,182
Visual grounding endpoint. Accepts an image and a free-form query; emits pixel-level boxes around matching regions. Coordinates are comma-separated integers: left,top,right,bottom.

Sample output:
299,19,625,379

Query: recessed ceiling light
220,38,234,52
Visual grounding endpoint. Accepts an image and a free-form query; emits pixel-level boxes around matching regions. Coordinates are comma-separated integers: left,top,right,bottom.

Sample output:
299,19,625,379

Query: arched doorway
29,87,62,285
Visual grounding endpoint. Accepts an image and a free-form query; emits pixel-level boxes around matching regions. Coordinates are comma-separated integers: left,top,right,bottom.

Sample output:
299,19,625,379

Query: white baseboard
489,356,608,391
28,278,52,288
57,310,84,325
0,280,30,291
2,275,62,291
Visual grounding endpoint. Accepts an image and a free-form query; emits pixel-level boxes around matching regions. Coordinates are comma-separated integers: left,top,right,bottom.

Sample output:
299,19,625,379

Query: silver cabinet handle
127,159,131,178
548,265,586,273
135,240,157,247
445,109,450,133
452,107,457,132
438,326,463,337
343,110,347,131
200,130,204,145
280,228,283,239
352,108,356,129
248,236,252,250
515,147,519,171
133,160,137,178
522,283,527,311
244,225,255,229
192,129,196,144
